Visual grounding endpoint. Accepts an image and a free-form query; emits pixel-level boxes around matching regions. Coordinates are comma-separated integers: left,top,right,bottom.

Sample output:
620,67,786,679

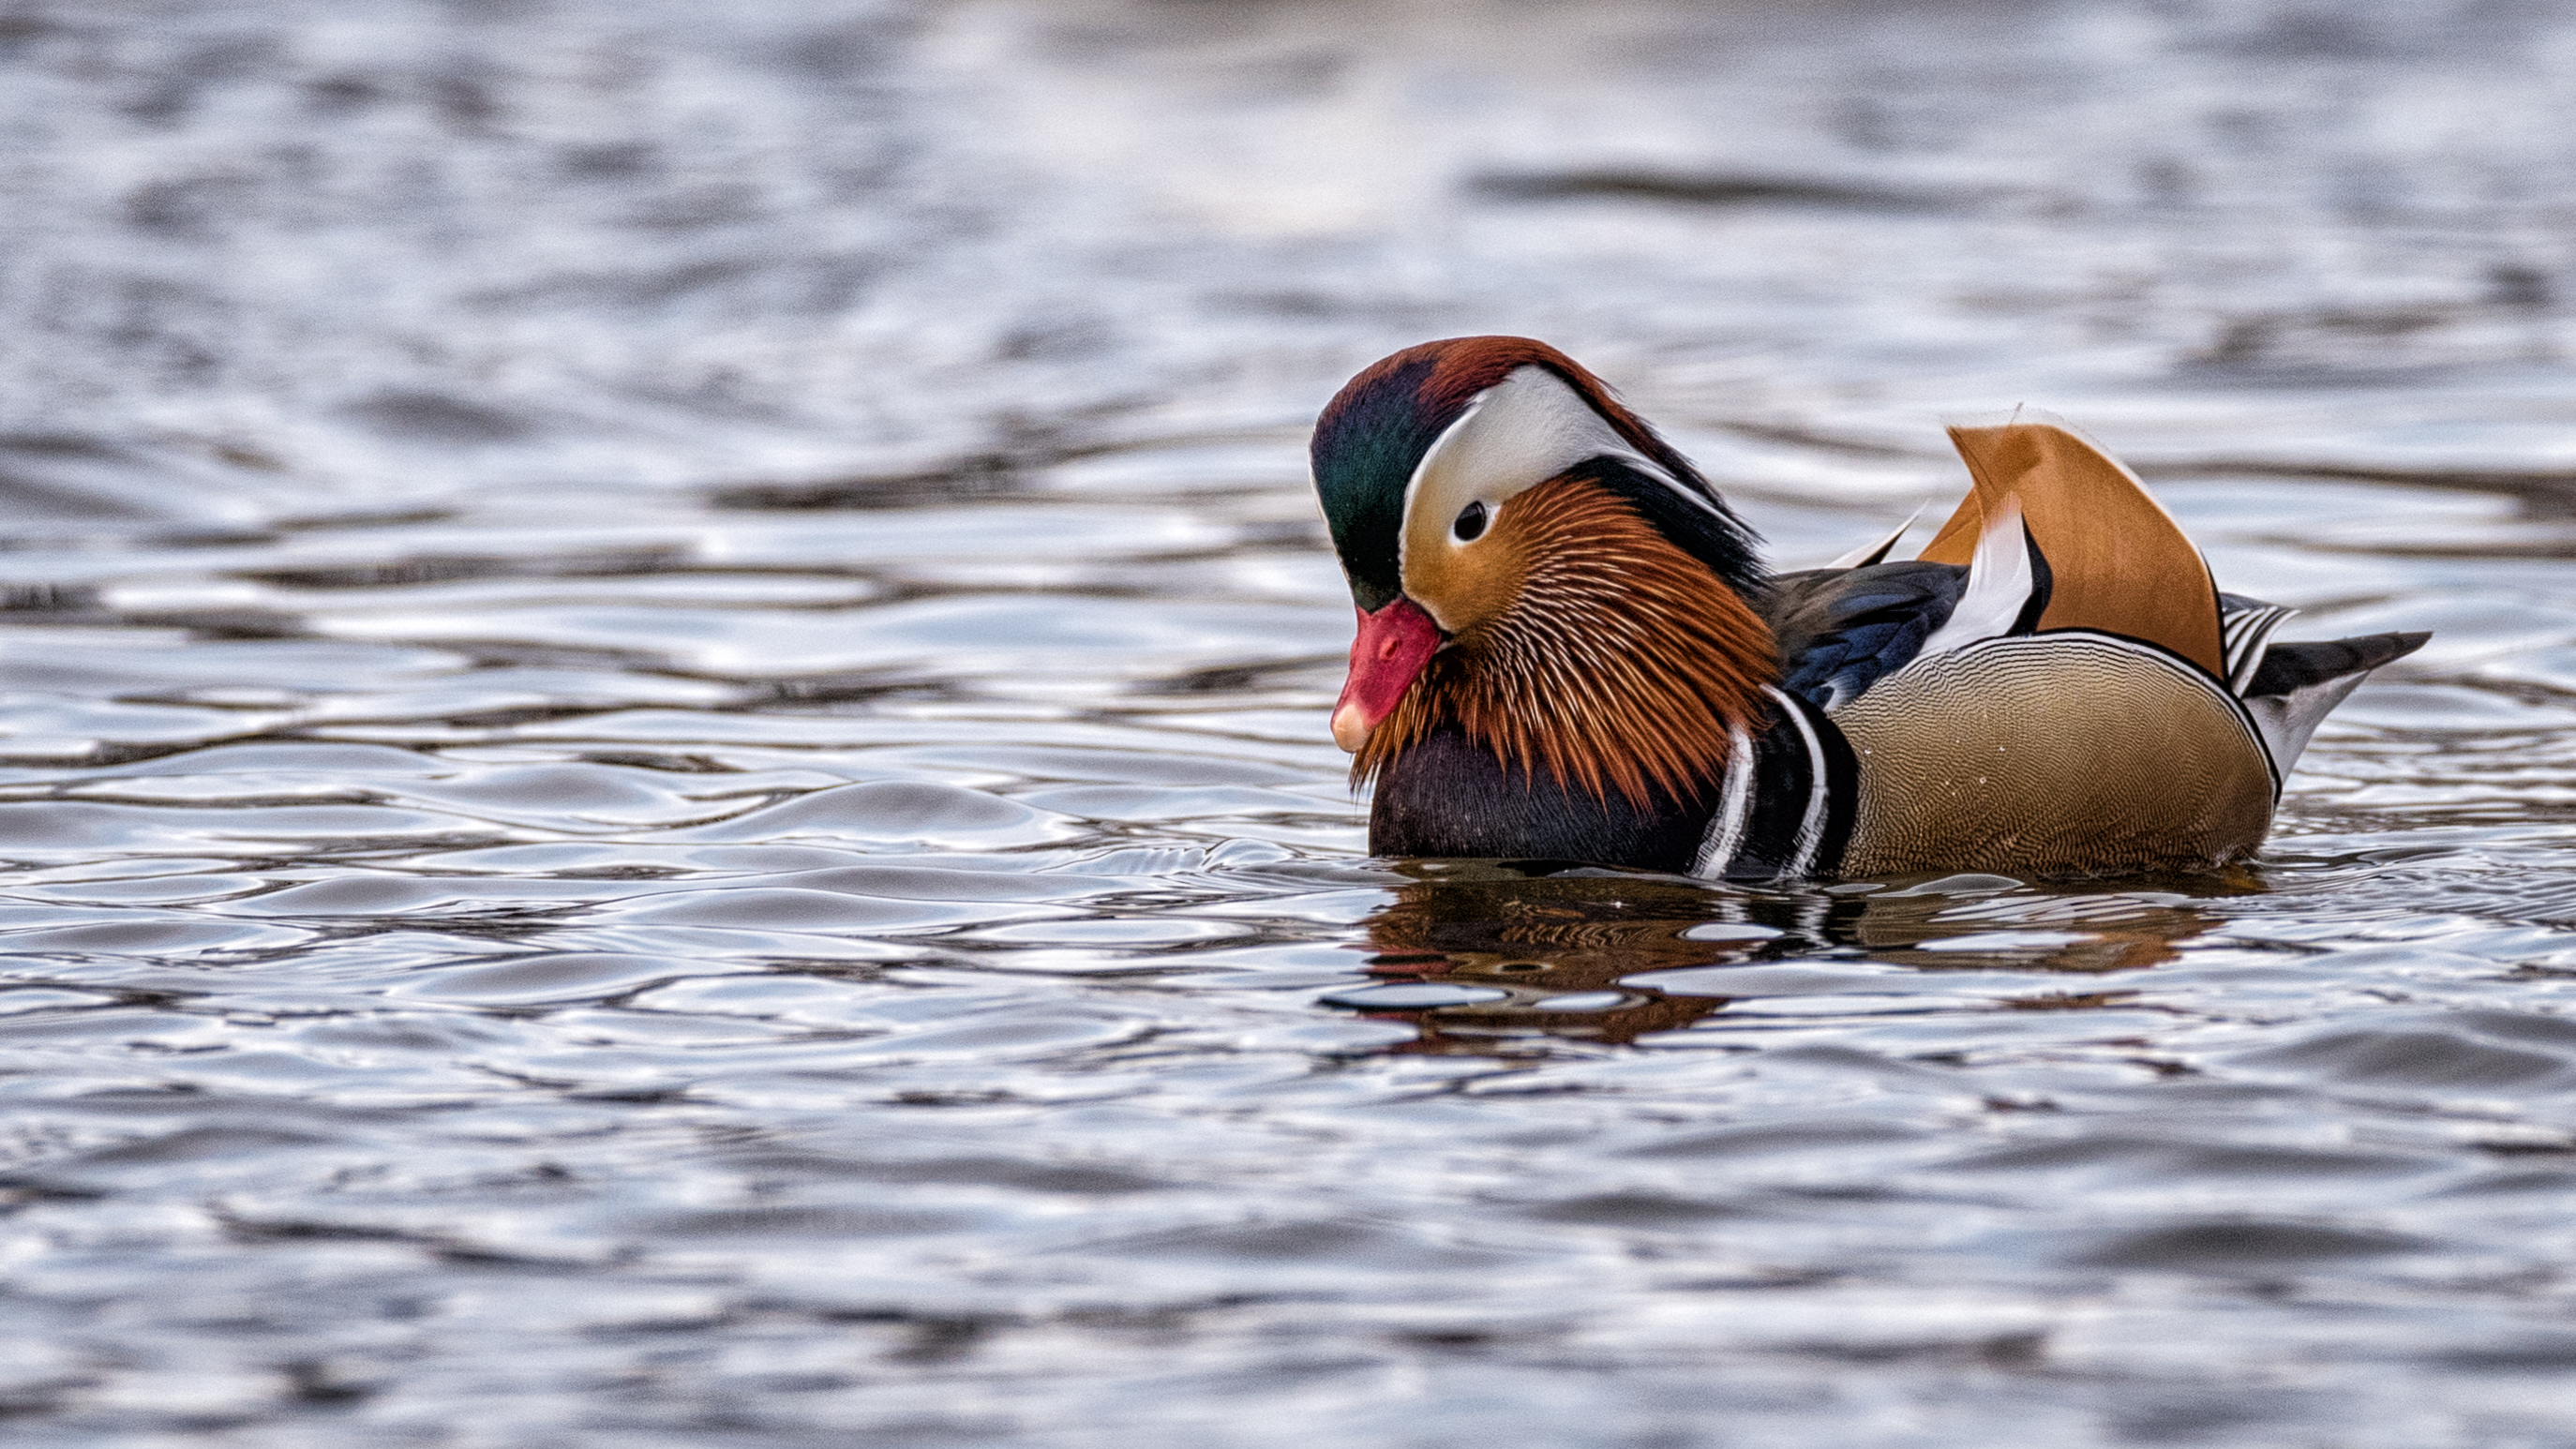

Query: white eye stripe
1399,366,1714,590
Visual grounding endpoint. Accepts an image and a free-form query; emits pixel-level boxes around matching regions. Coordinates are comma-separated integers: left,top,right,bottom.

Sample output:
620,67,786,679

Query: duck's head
1310,336,1775,805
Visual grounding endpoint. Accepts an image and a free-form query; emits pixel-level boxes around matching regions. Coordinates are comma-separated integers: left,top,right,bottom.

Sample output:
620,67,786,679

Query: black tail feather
2246,631,2430,698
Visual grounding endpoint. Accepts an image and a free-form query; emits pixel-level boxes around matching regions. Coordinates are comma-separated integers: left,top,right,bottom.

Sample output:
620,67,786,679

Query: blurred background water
4,1,2576,1444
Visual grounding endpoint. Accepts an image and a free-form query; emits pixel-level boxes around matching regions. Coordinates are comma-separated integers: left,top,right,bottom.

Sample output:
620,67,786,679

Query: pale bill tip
1330,702,1371,754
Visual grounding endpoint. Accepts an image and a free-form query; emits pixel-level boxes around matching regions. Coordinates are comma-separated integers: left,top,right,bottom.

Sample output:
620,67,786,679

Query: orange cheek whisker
1352,476,1775,808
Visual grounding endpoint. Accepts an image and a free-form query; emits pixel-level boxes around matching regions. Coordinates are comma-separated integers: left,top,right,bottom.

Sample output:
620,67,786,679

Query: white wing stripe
1914,493,2032,660
1824,504,1927,570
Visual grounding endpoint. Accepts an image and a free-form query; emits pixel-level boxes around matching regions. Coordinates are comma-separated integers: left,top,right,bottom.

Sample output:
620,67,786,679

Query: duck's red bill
1332,597,1441,753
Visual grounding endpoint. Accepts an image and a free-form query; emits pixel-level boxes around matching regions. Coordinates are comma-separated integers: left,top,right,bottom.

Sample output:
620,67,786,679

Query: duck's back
1761,419,2419,877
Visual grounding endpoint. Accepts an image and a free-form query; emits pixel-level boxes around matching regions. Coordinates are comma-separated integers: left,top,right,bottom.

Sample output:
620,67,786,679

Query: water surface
7,2,2576,1444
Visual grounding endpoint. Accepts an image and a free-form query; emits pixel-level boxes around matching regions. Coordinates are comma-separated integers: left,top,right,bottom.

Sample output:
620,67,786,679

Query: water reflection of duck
1310,336,2428,879
1339,866,2224,1053
1820,874,2219,974
1349,866,1747,1049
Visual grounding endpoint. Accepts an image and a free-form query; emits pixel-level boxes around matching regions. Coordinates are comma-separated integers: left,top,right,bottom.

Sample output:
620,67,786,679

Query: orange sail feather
1918,421,2224,677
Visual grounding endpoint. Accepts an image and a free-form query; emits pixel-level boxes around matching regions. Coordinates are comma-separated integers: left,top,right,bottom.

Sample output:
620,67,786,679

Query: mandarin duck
1311,336,2428,878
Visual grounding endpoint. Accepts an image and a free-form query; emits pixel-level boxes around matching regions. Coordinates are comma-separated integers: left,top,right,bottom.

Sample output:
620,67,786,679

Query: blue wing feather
1762,560,1967,710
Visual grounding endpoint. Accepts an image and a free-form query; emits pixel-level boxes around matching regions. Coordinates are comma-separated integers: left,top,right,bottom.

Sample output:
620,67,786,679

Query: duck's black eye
1452,500,1489,542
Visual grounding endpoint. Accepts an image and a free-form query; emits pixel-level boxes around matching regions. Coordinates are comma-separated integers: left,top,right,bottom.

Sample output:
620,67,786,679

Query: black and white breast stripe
1692,687,1859,882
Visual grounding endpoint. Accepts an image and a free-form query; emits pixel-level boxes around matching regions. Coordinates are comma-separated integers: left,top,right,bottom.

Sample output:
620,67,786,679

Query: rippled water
7,2,2576,1444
